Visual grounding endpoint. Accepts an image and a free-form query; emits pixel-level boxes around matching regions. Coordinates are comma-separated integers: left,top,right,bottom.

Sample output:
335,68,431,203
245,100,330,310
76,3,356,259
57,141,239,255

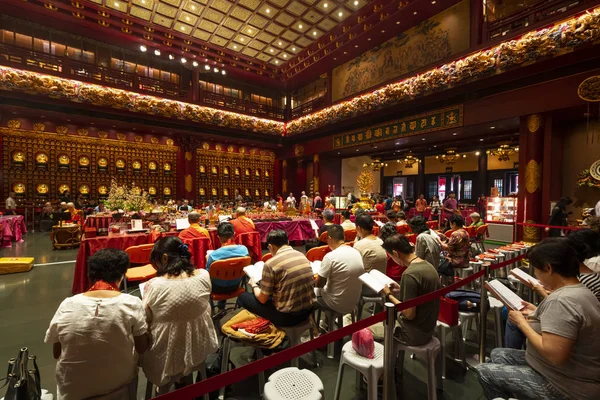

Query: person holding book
409,216,442,269
237,229,314,327
206,222,249,310
476,239,600,400
340,210,356,230
315,224,364,316
380,234,440,346
354,214,388,296
439,214,470,272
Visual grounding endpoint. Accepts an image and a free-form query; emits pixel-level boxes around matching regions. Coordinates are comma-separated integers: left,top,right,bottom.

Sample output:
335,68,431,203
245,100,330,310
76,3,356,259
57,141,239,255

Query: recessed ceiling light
374,146,378,149
181,26,185,31
266,8,270,13
191,5,196,10
292,47,296,51
248,28,252,33
356,149,359,152
275,60,279,64
355,45,358,48
186,16,190,21
324,3,328,8
338,11,343,17
192,61,198,67
490,126,496,129
452,132,458,136
313,31,317,36
154,49,161,56
168,54,174,60
381,30,385,33
337,152,341,155
298,24,303,29
433,145,437,147
354,0,359,5
233,45,237,49
140,45,147,52
422,138,426,141
269,48,274,52
214,67,219,73
343,51,347,54
396,21,400,25
278,41,282,45
181,57,187,63
368,38,371,41
283,54,287,58
114,1,119,7
333,57,336,60
141,0,146,4
480,138,484,141
221,70,226,75
204,65,210,70
431,0,436,4
475,151,480,156
240,37,245,41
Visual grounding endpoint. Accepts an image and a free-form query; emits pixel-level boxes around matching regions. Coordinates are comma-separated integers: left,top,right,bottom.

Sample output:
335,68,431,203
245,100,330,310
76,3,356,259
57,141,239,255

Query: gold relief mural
527,115,543,133
7,120,21,129
36,183,49,194
98,131,108,139
33,123,45,132
79,184,90,195
525,159,541,193
185,174,193,193
332,0,470,101
13,182,25,194
56,126,68,135
134,134,143,142
77,128,88,136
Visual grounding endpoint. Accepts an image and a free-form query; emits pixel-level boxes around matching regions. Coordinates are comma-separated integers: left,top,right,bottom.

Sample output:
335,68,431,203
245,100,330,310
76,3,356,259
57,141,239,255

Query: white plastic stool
395,337,443,400
458,311,479,346
218,337,265,400
357,294,384,320
333,341,384,400
456,267,474,290
436,320,466,379
264,367,324,400
281,319,317,368
488,297,505,348
316,308,356,359
145,362,208,400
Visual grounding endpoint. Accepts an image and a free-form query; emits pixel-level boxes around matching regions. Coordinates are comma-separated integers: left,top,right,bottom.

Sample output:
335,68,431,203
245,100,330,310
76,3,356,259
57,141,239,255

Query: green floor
0,233,486,399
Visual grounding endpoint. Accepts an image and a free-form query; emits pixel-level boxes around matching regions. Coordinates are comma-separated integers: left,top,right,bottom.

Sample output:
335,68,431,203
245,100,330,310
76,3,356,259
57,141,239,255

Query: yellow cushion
0,257,34,275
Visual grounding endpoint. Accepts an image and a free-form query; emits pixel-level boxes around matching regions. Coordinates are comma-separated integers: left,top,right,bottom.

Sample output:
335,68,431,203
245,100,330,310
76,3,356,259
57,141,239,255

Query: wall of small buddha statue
0,119,179,204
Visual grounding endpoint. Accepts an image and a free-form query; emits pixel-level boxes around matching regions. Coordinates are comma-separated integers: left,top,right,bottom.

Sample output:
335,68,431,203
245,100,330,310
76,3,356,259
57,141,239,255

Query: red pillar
281,160,288,195
517,114,544,242
296,158,307,195
312,154,320,195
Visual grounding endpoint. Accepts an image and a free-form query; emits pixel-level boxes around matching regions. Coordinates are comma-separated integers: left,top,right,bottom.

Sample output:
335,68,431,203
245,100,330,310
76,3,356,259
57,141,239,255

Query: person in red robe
230,207,255,237
178,212,210,240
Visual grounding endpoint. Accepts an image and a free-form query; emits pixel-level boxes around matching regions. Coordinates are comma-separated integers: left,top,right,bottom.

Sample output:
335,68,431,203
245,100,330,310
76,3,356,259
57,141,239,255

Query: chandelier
436,148,466,165
486,142,519,161
398,154,421,168
363,159,388,171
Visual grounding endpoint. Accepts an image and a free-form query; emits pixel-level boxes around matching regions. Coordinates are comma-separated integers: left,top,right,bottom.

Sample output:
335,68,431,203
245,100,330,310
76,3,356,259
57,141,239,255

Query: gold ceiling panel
233,34,251,44
179,11,199,25
273,39,289,48
346,0,366,11
209,36,228,46
161,0,183,6
89,0,102,4
230,7,252,22
131,6,153,20
303,0,317,4
269,57,281,65
106,1,125,12
156,3,179,17
257,5,275,18
256,53,272,62
216,26,235,39
238,0,262,11
153,14,174,28
287,44,301,53
278,51,290,60
267,0,290,7
223,17,243,30
266,47,280,56
296,36,312,47
192,28,211,40
210,0,234,13
198,19,218,32
248,40,266,51
195,0,209,4
265,22,284,35
227,42,240,51
243,26,258,37
249,14,268,29
318,17,336,31
174,22,193,34
331,7,350,21
204,9,225,24
303,9,323,23
275,12,294,26
241,47,259,57
183,1,204,14
287,1,308,16
281,30,299,42
292,20,309,33
256,31,275,44
132,0,154,10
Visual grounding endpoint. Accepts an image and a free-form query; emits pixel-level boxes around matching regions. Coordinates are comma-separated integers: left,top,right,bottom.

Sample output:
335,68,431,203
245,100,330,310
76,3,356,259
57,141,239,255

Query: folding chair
209,256,252,313
306,245,331,262
124,243,156,293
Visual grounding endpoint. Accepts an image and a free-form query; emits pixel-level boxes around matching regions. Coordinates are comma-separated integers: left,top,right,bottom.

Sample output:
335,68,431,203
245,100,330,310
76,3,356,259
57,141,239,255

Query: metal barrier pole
383,302,397,400
478,263,489,363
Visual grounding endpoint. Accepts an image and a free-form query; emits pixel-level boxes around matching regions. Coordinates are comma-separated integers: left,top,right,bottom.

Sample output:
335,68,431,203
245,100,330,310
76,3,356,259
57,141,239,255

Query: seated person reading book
380,234,440,346
237,229,314,327
475,238,600,400
178,212,210,240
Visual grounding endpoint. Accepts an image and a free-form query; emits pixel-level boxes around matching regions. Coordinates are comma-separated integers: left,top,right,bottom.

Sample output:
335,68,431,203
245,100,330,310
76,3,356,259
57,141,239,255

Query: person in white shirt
45,249,149,400
340,210,356,230
5,192,16,215
286,193,296,209
315,224,364,315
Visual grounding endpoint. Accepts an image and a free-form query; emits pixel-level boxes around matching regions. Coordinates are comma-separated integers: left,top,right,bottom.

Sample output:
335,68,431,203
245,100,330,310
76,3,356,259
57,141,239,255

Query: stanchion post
478,263,489,363
383,302,397,400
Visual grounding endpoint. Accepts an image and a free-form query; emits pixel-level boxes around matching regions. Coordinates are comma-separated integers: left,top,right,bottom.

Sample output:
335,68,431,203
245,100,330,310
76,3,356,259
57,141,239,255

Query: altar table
83,215,113,230
1,215,26,248
253,219,322,243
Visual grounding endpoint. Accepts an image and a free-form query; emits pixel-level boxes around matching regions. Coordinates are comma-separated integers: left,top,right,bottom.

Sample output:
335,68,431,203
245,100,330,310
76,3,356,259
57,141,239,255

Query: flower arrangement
104,180,126,212
104,179,150,212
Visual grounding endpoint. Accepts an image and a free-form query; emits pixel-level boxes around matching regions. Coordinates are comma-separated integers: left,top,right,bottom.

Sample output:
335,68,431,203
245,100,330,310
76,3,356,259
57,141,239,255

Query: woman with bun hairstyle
142,236,218,394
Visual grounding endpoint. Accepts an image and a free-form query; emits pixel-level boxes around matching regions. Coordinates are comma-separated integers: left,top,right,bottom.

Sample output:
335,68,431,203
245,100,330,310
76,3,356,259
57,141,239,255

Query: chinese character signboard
333,105,463,150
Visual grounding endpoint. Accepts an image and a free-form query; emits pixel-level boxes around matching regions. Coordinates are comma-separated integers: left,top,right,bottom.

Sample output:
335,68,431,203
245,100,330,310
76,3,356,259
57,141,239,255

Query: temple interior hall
1,0,600,399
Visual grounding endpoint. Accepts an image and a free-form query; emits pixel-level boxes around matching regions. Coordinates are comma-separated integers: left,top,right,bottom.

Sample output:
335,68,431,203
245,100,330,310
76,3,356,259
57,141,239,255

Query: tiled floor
0,233,486,399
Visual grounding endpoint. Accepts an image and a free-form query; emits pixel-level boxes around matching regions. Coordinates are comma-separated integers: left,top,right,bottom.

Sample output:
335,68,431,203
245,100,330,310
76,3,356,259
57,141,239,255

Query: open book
359,270,396,293
485,279,525,311
243,261,264,282
311,260,321,275
509,268,540,288
374,220,385,228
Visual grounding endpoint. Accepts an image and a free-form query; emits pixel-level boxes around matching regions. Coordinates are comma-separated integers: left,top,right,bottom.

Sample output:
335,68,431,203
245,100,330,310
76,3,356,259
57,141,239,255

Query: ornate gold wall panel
1,128,178,203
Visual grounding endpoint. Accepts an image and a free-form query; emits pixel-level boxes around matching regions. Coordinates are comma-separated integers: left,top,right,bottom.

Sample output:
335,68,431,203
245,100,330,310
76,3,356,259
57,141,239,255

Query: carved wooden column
177,136,198,202
281,160,288,194
312,154,320,195
517,114,544,242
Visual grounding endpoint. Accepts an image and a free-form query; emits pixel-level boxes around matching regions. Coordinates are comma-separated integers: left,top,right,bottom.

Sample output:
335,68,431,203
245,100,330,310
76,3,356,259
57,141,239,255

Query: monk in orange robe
230,207,255,237
66,202,82,224
178,212,210,240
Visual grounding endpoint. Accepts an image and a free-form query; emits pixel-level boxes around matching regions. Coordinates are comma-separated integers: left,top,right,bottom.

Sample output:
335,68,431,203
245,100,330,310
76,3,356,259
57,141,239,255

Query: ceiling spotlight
368,38,371,41
191,5,196,10
355,45,358,48
356,149,359,152
338,11,343,17
269,48,274,52
283,54,287,58
275,60,279,64
475,151,481,156
140,45,147,52
414,11,417,15
204,65,210,70
180,26,185,31
214,67,219,73
422,138,426,141
233,45,238,49
381,30,385,33
278,41,282,45
490,126,496,129
247,28,252,34
354,0,359,5
266,8,271,13
221,70,226,75
480,138,484,141
312,31,317,36
292,47,296,51
192,61,198,67
154,49,161,56
114,1,119,7
324,3,328,8
298,24,303,29
168,54,174,60
396,21,400,25
240,37,245,41
181,57,187,63
431,0,436,3
452,132,458,136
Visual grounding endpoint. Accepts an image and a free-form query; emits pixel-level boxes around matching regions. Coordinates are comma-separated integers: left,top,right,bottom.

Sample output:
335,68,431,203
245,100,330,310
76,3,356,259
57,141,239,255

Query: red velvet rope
157,254,525,399
517,222,585,231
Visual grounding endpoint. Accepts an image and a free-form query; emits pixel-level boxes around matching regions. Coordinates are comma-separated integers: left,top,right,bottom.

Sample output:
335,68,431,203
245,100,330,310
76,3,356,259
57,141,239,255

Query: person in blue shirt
207,222,249,310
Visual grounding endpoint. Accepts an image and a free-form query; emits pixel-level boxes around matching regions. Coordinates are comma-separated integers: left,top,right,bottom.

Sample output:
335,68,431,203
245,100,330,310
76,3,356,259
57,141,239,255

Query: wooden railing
291,95,327,119
483,0,589,42
0,43,285,120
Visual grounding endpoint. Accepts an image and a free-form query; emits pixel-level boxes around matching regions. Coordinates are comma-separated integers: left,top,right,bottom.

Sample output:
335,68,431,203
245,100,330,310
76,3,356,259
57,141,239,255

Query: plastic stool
436,320,466,379
458,311,479,346
488,297,504,349
333,341,384,400
357,294,384,320
218,337,265,400
316,307,356,359
456,267,474,290
395,337,443,400
264,367,324,400
281,319,317,368
145,362,208,399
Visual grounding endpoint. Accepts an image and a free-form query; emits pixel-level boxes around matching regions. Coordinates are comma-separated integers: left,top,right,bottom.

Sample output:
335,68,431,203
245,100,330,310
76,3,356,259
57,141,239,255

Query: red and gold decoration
352,167,375,213
577,159,600,189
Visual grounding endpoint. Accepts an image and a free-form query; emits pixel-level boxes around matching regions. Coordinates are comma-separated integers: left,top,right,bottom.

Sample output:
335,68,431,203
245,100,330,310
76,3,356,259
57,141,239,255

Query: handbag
438,257,454,277
3,348,41,400
438,296,459,326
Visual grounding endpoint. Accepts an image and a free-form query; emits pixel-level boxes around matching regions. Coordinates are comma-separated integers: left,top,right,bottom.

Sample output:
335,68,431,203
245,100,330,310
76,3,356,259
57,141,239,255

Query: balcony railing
0,43,285,121
483,0,589,42
291,95,326,120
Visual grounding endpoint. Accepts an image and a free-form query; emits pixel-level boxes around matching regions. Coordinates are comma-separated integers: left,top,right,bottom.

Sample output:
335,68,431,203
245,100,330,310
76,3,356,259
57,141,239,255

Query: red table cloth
0,215,26,248
253,219,321,243
72,230,178,294
83,215,114,230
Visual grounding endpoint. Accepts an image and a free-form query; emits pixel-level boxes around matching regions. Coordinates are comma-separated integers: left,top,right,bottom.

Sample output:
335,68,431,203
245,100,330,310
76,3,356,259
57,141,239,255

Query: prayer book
509,268,540,288
359,270,396,294
485,279,525,311
218,215,232,223
175,218,190,230
311,260,321,275
309,219,319,231
243,261,264,282
374,220,384,227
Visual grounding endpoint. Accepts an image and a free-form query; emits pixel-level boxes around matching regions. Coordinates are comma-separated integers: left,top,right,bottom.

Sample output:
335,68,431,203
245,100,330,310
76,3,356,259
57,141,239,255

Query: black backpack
445,289,489,313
